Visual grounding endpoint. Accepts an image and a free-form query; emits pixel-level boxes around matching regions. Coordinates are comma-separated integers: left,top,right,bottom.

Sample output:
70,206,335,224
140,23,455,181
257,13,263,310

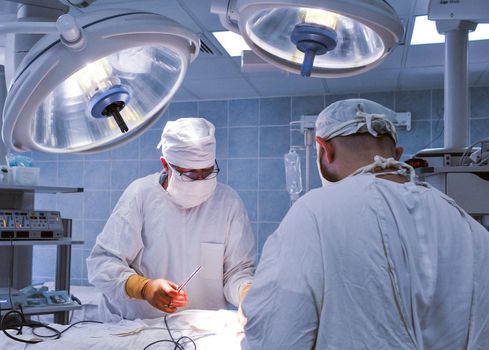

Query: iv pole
304,127,315,192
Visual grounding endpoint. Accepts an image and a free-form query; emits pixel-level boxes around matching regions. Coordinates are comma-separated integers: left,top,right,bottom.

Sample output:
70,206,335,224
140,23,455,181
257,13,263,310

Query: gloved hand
142,279,188,313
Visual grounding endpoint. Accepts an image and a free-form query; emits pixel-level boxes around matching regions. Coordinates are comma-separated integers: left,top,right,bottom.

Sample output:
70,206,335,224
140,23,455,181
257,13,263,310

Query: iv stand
304,127,315,193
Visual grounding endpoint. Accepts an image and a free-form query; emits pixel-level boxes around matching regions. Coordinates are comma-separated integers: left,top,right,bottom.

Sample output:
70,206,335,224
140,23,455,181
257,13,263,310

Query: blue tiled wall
31,87,489,285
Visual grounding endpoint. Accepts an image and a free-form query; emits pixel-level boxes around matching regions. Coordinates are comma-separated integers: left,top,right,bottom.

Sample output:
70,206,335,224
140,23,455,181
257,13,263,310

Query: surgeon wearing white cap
241,99,489,349
87,117,256,322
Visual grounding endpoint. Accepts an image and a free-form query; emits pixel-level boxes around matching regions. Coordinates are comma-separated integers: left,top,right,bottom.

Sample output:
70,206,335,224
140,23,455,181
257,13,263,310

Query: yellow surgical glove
142,278,188,313
125,274,151,300
238,283,252,326
240,282,253,303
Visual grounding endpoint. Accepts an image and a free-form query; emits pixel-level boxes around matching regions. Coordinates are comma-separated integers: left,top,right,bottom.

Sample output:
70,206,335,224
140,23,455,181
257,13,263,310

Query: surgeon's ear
160,157,169,172
394,146,404,161
316,136,334,163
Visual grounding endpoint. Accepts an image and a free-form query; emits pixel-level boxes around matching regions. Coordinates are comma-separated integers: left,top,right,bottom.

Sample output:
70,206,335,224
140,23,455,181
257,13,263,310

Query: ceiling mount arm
57,0,96,9
0,14,85,49
211,0,240,33
0,21,57,34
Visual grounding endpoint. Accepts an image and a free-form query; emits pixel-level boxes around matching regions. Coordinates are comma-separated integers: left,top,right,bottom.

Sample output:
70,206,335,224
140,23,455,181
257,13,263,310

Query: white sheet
0,309,243,350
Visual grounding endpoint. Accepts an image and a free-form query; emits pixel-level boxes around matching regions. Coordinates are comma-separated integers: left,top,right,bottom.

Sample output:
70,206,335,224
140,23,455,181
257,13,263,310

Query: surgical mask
316,143,333,187
166,165,217,208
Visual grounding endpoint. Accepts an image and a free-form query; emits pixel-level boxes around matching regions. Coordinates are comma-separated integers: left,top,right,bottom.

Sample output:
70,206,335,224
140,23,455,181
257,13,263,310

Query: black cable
0,240,53,344
164,314,177,343
60,320,104,335
32,320,103,339
143,314,196,350
8,238,14,312
1,309,45,344
1,237,104,344
143,338,184,350
2,310,103,344
68,294,82,324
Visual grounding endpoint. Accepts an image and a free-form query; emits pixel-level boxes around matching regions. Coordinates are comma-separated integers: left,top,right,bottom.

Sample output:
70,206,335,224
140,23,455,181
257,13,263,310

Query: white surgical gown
242,174,489,350
86,173,256,322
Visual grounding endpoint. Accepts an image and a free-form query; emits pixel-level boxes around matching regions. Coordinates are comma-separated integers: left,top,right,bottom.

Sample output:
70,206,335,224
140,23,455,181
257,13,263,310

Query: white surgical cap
315,99,398,143
157,118,216,169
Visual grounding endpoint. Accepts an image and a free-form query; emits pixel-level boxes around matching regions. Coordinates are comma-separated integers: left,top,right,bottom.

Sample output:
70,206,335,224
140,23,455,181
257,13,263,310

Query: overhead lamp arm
57,0,96,8
4,0,68,12
5,0,95,10
211,0,240,33
0,14,84,49
0,21,57,34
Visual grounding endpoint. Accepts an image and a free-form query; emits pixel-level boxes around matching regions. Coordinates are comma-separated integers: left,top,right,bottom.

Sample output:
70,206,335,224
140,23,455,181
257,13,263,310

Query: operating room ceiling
4,0,489,101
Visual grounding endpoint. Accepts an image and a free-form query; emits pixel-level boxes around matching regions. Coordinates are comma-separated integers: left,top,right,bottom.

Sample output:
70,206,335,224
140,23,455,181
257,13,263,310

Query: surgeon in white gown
87,117,256,322
242,99,489,349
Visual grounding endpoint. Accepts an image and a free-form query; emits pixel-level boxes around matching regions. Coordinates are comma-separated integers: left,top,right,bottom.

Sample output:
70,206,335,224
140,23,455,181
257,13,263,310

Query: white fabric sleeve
86,184,144,302
241,201,323,349
222,198,257,307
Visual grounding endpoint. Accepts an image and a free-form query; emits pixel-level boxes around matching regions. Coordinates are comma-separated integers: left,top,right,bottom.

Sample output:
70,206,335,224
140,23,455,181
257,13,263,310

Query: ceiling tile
178,0,225,31
378,46,405,69
398,67,444,90
387,0,414,16
468,41,489,64
247,74,326,96
186,57,241,80
326,69,399,93
232,55,287,76
414,0,430,16
184,78,259,100
91,0,201,32
398,64,487,89
406,40,489,69
405,45,444,68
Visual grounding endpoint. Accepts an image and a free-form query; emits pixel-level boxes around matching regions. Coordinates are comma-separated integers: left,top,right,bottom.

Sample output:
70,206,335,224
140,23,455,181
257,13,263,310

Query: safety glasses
169,160,220,182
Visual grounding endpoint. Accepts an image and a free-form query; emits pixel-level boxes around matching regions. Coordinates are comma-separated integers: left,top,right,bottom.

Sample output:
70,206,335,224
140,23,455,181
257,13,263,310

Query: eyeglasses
169,160,220,182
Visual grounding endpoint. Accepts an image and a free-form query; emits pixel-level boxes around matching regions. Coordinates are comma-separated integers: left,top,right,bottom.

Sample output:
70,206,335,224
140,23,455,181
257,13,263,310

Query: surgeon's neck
321,135,406,183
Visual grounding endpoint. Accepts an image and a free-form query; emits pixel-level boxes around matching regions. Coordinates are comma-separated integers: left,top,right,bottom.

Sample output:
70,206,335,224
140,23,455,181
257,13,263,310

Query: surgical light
2,7,200,154
211,0,404,77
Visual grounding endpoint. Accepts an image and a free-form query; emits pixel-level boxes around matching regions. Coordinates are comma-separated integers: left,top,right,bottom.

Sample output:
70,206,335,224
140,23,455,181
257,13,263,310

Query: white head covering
315,99,398,143
157,118,216,169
